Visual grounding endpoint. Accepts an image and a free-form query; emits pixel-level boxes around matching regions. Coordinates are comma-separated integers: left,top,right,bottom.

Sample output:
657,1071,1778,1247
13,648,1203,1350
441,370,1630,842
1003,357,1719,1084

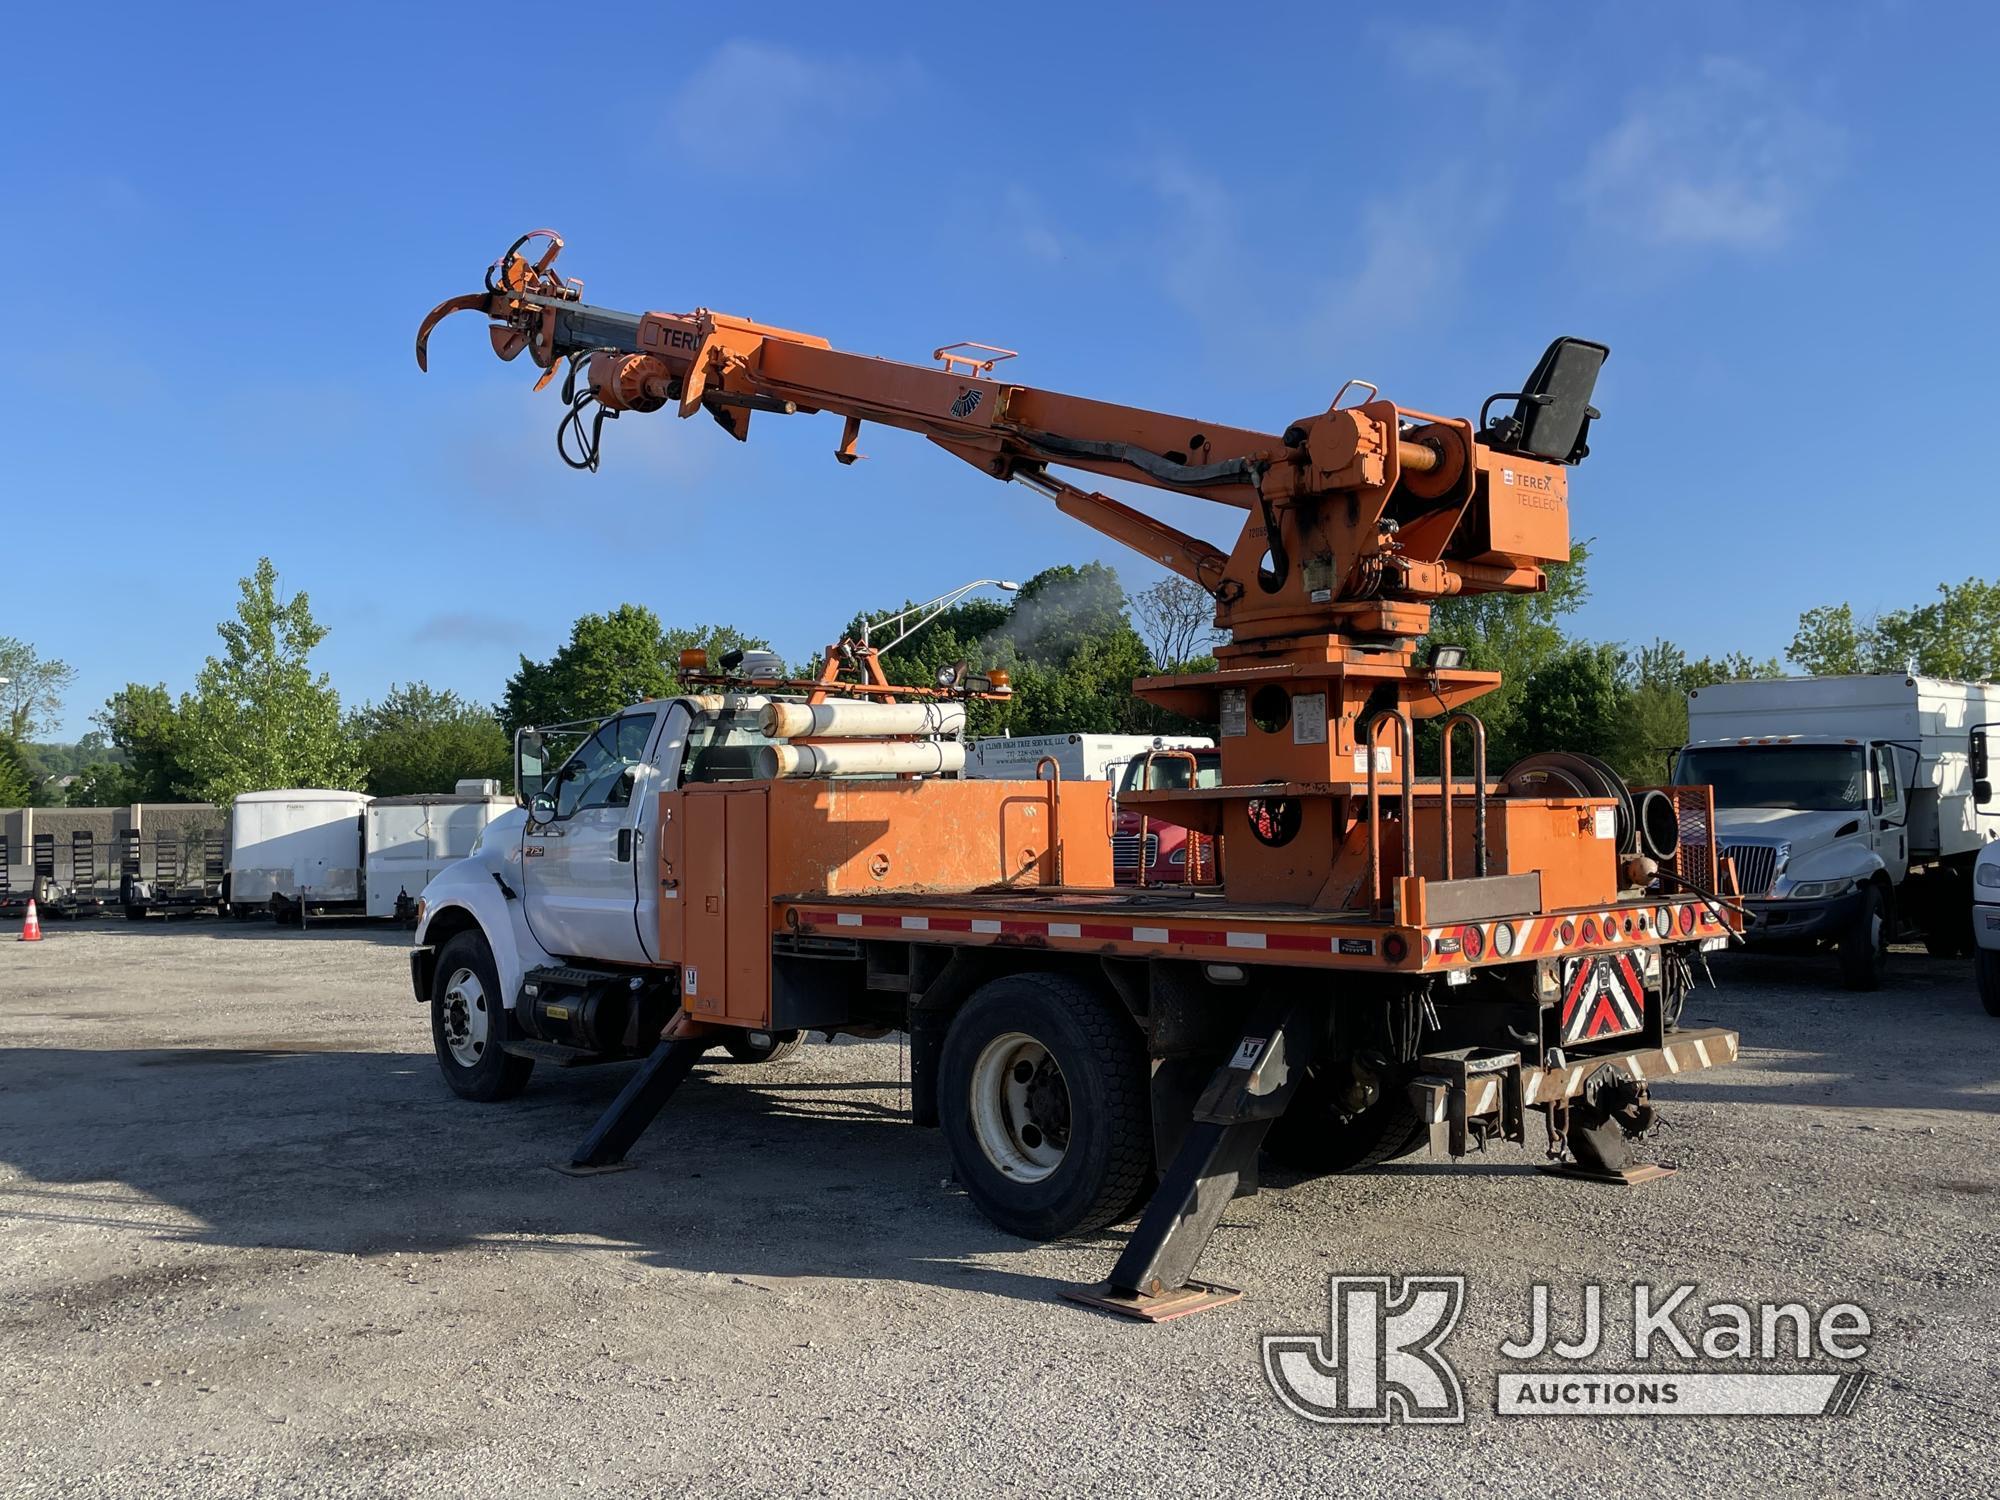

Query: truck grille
1112,833,1158,869
1724,844,1779,896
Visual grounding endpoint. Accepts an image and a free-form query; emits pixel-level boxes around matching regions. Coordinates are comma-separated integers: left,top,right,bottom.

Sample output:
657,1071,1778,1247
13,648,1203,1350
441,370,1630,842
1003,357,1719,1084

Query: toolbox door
681,788,772,1025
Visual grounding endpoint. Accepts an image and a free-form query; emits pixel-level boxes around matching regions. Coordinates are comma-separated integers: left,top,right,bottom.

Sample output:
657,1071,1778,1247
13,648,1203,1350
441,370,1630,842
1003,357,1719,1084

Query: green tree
95,684,190,801
1787,603,1865,675
0,638,79,742
1419,542,1591,768
1787,579,2000,679
0,738,32,806
1513,642,1628,765
177,559,363,803
349,683,511,797
65,762,132,807
503,605,676,731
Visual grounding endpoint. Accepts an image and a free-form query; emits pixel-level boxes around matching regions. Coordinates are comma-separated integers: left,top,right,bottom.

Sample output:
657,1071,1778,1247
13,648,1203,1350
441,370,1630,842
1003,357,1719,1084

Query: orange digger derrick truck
412,231,1744,1319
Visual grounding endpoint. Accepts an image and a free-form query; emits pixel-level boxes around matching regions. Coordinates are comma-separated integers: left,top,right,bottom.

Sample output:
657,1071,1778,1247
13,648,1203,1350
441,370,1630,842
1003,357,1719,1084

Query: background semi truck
1676,673,2000,987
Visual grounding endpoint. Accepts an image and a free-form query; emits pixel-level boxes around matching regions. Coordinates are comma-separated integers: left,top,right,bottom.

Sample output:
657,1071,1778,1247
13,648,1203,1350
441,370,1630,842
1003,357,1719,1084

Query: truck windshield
1120,752,1222,793
1674,746,1867,812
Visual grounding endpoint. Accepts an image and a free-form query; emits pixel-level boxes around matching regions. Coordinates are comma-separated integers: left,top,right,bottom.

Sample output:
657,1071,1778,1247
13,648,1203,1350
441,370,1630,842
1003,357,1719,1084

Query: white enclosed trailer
962,733,1213,785
226,789,372,916
363,780,515,921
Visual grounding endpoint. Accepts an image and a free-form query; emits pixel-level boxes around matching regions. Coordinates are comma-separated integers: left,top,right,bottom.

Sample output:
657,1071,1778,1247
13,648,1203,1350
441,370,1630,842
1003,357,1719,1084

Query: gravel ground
2,920,1996,1498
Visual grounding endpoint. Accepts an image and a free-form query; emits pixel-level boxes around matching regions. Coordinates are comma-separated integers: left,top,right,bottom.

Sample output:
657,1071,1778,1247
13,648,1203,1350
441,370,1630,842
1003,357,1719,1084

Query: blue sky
4,2,1993,737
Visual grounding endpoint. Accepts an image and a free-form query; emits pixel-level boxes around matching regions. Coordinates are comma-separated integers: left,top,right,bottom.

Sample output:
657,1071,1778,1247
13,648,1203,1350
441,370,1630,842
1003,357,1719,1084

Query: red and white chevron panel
1558,952,1647,1043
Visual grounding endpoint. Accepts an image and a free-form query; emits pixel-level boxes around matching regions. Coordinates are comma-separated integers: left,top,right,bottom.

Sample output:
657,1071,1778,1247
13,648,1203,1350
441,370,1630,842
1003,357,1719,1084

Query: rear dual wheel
1262,1059,1428,1175
939,973,1152,1240
720,1028,807,1065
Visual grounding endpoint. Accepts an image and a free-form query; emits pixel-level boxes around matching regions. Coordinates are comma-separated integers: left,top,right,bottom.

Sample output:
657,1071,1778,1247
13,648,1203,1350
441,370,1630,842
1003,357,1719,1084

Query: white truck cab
1677,674,2000,990
411,694,777,1045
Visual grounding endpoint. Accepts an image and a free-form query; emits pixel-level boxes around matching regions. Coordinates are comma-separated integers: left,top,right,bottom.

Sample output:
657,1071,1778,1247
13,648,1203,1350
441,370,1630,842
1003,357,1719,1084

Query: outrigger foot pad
549,1160,641,1178
1537,1161,1675,1187
1062,1279,1243,1322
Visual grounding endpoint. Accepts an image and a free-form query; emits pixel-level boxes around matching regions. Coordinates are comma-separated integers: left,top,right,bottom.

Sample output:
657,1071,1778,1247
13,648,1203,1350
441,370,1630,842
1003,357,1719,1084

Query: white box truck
962,733,1214,785
226,789,372,919
363,780,515,921
1675,674,2000,988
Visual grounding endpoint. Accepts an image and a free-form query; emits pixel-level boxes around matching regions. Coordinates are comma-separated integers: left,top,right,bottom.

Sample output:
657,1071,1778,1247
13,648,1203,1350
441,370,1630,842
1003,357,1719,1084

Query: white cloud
665,40,922,170
1578,58,1842,251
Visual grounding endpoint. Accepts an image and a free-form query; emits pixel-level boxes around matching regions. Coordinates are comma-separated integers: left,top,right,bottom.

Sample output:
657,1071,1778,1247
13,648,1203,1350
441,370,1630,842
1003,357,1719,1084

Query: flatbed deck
777,884,1730,974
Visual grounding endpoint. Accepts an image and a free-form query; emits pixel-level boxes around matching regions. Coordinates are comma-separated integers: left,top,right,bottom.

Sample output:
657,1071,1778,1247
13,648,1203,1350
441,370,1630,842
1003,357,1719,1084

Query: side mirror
529,791,558,825
515,729,547,808
1973,729,1989,781
1978,779,1994,807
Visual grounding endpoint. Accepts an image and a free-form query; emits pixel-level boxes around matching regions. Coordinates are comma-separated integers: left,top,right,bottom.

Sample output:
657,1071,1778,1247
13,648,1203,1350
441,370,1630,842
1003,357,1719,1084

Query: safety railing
1363,711,1416,916
1437,710,1490,880
1136,748,1192,888
1035,756,1063,887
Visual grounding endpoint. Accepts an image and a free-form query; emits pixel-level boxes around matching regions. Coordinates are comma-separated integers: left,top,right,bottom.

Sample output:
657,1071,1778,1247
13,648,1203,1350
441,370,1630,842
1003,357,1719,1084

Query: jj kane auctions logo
1264,1276,1871,1423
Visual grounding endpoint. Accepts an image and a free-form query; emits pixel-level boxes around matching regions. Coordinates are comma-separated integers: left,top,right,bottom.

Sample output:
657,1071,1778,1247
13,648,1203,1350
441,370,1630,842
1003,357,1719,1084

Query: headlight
1167,846,1186,865
1787,877,1855,900
1978,863,2000,889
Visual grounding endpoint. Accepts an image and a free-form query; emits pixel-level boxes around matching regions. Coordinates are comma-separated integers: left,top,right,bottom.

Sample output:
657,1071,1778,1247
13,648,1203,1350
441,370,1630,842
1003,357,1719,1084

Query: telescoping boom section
416,232,1743,1319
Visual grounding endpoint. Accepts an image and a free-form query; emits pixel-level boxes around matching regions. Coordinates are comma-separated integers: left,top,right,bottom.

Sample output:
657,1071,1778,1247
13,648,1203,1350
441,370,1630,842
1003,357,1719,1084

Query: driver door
524,707,663,962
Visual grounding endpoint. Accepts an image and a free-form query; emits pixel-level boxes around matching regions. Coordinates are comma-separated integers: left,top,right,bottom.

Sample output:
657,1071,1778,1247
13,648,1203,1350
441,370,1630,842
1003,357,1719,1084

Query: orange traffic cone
18,899,42,942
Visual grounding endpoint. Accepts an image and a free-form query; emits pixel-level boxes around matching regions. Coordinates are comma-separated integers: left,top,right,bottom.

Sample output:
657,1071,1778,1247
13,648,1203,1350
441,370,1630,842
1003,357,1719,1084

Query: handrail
1035,756,1063,886
1362,710,1416,915
1135,748,1200,890
1438,711,1490,880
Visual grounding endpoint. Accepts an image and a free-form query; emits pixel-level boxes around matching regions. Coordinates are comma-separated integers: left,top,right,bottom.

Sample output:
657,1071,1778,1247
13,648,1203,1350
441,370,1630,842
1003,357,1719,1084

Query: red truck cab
1113,748,1223,885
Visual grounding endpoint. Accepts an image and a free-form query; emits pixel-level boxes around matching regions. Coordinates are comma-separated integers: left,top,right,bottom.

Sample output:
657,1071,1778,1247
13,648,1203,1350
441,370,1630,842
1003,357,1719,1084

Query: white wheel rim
969,1032,1070,1182
442,967,490,1067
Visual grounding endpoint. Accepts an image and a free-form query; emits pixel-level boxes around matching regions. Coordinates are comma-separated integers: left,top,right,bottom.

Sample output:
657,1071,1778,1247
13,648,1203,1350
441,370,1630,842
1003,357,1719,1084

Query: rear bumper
1976,902,2000,954
1408,1027,1740,1155
1739,888,1864,945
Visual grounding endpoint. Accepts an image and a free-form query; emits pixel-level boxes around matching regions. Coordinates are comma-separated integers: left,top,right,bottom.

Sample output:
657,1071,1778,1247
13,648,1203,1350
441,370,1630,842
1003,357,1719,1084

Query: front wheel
430,930,535,1101
1838,884,1890,992
938,972,1152,1240
1977,948,2000,1018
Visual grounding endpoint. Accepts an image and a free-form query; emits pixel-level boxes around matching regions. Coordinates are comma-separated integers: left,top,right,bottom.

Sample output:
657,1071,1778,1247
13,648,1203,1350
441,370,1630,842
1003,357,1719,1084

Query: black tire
1838,884,1891,992
430,930,535,1102
720,1028,807,1064
1263,1062,1427,1174
938,972,1152,1240
122,903,148,921
1918,868,1976,958
1978,948,2000,1019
